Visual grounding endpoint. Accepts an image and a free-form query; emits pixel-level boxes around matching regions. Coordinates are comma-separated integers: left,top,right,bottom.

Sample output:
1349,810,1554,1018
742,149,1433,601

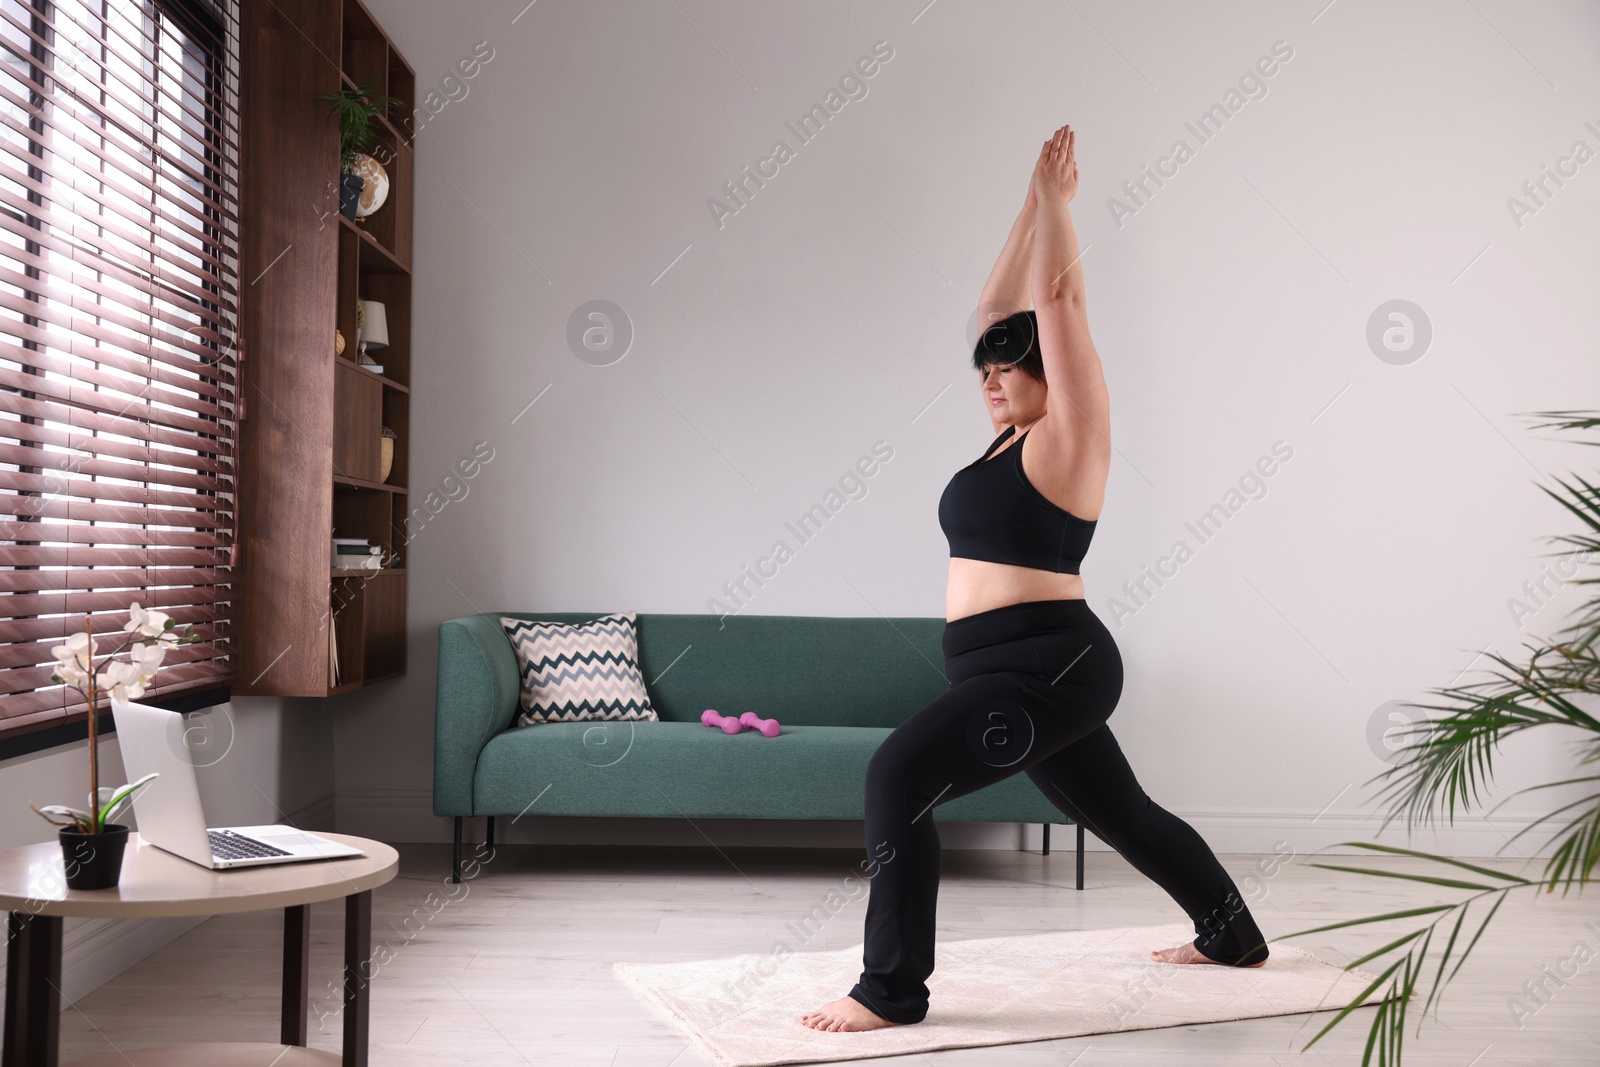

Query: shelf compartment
380,388,408,489
356,120,405,259
332,482,399,553
335,355,408,393
329,573,366,689
390,493,414,568
339,210,407,276
341,0,387,93
336,226,360,362
357,271,410,386
386,45,415,136
389,139,413,265
326,570,404,690
333,360,384,483
334,474,406,493
361,570,406,679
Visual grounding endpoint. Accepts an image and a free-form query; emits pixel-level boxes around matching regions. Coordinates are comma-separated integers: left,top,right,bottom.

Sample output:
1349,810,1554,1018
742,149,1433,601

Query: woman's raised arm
974,178,1038,341
1030,125,1111,462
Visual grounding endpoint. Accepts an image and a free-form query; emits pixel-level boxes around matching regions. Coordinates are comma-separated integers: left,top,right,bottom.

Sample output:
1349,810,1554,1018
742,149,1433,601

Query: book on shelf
329,616,340,685
331,538,383,570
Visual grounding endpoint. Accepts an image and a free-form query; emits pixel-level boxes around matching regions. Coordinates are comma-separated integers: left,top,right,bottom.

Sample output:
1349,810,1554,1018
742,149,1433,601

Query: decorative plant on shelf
1290,409,1600,1065
32,603,200,889
316,78,401,221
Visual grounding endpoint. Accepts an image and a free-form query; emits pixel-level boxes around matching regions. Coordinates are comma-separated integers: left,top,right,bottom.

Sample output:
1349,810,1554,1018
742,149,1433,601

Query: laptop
112,697,365,869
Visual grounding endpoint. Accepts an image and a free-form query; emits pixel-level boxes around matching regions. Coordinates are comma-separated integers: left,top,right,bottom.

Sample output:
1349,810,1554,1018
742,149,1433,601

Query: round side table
0,831,398,1066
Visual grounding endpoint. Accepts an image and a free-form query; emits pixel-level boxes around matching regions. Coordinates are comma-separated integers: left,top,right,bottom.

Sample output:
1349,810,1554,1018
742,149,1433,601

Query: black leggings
846,598,1268,1025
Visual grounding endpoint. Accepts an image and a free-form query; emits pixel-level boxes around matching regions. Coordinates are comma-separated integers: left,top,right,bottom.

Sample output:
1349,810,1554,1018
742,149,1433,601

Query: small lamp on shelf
356,299,388,370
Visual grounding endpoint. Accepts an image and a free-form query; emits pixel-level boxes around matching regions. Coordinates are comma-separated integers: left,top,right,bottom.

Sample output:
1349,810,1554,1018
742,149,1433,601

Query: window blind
0,0,240,733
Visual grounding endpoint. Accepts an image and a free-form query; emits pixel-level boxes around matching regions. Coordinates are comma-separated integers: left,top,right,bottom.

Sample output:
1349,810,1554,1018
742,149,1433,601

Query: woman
800,125,1268,1033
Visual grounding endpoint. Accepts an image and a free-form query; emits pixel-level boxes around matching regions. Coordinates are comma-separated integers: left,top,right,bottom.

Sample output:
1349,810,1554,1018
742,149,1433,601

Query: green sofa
433,611,1085,884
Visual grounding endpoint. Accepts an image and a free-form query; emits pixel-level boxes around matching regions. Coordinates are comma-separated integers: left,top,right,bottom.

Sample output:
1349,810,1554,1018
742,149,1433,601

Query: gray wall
332,0,1600,855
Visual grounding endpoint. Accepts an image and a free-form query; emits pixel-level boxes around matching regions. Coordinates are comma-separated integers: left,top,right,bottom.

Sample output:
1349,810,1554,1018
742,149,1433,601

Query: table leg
1076,823,1086,891
282,903,310,1045
4,911,62,1067
343,890,372,1067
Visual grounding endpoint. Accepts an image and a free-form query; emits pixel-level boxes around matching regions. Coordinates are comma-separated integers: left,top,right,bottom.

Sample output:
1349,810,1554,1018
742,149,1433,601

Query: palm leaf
1346,926,1428,970
1301,955,1406,1051
1306,863,1499,892
1321,841,1531,882
1540,799,1600,893
1397,926,1430,1041
1489,774,1600,803
1366,993,1389,1066
1297,410,1600,1064
1281,903,1457,940
1422,902,1468,1020
1445,890,1508,986
1495,788,1600,849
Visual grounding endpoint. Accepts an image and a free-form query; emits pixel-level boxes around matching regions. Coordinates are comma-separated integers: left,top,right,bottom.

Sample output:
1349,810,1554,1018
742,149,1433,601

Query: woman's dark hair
972,308,1044,382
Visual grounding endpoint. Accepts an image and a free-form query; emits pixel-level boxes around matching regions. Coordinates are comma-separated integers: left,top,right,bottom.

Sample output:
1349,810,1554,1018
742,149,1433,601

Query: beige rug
614,921,1387,1066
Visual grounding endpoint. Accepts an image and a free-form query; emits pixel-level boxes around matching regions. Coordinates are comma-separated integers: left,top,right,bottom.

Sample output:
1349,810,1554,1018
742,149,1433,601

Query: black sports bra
937,424,1097,574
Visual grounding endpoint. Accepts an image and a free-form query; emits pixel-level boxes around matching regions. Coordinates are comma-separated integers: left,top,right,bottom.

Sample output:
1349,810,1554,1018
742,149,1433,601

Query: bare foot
1151,940,1267,967
798,995,902,1032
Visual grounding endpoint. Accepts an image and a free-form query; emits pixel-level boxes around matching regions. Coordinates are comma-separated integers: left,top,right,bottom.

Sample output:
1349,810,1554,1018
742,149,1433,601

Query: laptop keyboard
208,829,292,861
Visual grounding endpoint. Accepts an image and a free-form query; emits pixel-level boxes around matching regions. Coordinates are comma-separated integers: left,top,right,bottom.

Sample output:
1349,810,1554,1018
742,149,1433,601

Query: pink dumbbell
739,711,781,737
700,709,744,735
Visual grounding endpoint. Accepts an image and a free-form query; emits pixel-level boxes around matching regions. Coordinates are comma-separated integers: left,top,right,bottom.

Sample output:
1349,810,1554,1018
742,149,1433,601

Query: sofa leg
1042,823,1050,856
1075,823,1085,891
452,817,463,885
485,815,496,855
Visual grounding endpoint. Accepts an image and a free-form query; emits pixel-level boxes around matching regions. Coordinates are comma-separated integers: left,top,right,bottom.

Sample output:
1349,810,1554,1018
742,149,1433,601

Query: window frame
0,0,241,741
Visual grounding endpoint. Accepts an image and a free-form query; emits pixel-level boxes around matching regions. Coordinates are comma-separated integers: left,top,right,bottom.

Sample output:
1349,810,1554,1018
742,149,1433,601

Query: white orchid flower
53,630,96,668
52,658,89,688
96,659,147,703
51,631,97,687
128,641,166,681
124,602,180,645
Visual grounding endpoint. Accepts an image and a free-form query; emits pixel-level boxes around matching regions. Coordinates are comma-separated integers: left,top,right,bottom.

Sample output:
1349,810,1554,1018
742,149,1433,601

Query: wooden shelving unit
235,0,415,696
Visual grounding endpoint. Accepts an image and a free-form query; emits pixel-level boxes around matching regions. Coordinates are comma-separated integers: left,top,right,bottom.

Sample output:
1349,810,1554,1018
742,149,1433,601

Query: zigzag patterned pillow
499,613,660,726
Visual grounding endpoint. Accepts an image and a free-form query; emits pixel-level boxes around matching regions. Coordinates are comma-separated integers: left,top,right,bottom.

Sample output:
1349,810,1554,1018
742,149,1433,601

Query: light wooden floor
57,841,1600,1065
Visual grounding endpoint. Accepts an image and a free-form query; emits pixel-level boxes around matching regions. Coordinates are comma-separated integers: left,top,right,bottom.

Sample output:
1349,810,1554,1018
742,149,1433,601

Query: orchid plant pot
339,173,365,221
32,602,198,888
58,822,129,890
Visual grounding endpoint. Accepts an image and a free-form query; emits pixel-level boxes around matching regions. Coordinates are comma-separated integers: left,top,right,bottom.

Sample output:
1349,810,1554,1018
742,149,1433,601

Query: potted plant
32,603,199,890
317,78,402,222
1289,409,1600,1064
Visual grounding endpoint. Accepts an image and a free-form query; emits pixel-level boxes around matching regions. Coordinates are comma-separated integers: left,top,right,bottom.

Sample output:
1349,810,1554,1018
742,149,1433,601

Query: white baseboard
335,788,1555,859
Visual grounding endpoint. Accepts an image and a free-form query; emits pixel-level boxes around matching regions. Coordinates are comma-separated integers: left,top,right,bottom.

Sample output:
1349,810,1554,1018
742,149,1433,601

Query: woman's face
980,361,1047,424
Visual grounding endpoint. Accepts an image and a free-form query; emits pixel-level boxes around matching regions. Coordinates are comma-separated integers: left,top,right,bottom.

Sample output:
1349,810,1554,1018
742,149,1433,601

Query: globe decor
316,78,401,223
351,152,390,218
